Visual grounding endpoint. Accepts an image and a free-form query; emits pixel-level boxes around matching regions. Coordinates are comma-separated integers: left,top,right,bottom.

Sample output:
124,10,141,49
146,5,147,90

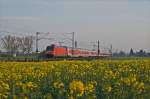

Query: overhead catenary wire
0,31,34,37
0,31,111,53
35,32,75,52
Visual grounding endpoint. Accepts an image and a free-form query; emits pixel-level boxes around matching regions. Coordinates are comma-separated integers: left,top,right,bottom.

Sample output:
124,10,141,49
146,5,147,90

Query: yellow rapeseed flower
69,80,84,97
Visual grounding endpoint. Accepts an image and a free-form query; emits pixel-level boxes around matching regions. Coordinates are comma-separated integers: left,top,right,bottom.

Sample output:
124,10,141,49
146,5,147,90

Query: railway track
0,57,107,62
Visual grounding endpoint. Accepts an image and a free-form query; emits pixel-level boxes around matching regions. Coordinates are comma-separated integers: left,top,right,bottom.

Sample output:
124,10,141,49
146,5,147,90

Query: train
45,44,112,58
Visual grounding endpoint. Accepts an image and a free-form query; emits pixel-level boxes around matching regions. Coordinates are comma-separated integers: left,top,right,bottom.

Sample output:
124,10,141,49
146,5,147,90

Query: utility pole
98,40,100,56
72,32,75,56
75,41,77,48
36,32,39,52
35,32,55,53
110,44,112,56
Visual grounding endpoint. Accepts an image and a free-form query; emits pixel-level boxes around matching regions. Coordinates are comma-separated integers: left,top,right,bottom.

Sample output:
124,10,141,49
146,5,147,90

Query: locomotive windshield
46,46,54,51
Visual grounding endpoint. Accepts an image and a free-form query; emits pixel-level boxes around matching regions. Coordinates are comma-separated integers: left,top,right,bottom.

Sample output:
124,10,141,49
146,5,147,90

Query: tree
136,49,146,57
24,36,33,53
1,35,11,52
19,36,33,54
118,51,126,57
129,48,134,56
1,35,33,54
113,51,126,57
1,35,19,54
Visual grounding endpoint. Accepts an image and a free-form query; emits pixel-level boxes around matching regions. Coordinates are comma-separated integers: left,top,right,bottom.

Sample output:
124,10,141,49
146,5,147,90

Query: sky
0,0,150,52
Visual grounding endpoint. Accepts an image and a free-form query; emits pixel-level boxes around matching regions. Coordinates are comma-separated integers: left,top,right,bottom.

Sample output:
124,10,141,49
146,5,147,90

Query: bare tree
26,36,33,53
1,35,19,54
1,35,33,54
1,35,11,52
19,36,33,54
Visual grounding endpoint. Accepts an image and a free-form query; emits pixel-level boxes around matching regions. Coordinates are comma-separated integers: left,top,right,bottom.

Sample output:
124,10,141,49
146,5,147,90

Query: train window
46,46,54,51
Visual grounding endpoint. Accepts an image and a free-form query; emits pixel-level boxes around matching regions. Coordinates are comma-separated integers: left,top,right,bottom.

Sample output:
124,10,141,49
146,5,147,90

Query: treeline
113,48,150,57
0,35,34,54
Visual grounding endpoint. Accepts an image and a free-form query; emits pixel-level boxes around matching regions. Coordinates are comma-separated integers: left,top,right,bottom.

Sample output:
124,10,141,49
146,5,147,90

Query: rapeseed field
0,59,150,99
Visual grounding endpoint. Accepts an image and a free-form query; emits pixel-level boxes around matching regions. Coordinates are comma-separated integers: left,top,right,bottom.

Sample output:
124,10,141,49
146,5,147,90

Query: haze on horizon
0,0,150,52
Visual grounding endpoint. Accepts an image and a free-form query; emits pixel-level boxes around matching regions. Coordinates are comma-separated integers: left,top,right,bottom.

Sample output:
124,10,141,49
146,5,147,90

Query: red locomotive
45,44,112,58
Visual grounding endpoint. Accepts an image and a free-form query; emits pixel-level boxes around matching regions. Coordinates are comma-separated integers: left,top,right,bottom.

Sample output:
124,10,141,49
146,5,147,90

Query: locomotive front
45,44,55,57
